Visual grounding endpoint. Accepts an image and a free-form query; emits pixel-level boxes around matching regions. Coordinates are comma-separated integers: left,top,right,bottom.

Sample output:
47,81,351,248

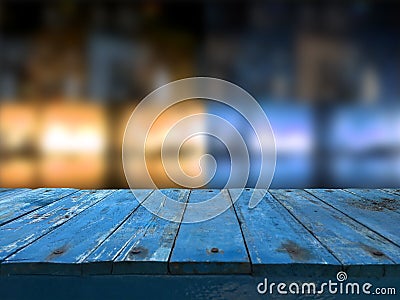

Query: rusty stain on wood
277,240,313,262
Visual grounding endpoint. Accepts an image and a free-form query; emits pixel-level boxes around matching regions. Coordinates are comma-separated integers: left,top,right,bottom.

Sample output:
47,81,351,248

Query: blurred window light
0,159,36,188
263,103,314,154
0,103,38,187
263,103,314,188
123,100,207,188
329,105,400,153
41,124,105,153
0,103,37,151
1,1,400,190
328,105,400,187
40,103,106,154
38,103,107,188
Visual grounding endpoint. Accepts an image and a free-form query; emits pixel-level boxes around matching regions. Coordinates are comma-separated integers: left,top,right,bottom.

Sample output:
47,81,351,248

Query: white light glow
41,124,105,153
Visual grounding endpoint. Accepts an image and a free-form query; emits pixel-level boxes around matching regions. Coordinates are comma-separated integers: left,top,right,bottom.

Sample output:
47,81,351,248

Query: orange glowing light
38,102,107,188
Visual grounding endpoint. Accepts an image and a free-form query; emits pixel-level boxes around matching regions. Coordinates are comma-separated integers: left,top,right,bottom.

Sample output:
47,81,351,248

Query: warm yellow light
41,124,105,153
39,103,106,154
38,102,107,188
0,103,37,150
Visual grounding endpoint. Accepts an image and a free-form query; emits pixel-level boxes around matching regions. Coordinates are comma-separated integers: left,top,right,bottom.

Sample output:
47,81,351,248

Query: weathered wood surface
0,188,399,276
170,189,250,274
0,189,30,202
306,189,400,247
230,189,340,276
383,188,400,197
85,189,187,275
0,190,115,261
0,188,77,226
346,189,400,214
2,190,150,275
270,189,400,277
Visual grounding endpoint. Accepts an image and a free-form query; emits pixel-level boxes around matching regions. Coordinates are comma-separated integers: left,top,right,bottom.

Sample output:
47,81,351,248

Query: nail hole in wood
372,251,384,257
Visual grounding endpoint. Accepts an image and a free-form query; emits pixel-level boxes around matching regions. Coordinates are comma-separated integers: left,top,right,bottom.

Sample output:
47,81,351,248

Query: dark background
1,1,400,189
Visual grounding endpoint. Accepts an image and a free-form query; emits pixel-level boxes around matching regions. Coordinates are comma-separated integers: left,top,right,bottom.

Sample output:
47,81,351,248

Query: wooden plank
84,189,189,275
270,189,400,277
345,189,400,215
0,189,31,202
2,189,152,275
230,189,340,276
0,189,115,261
306,189,400,247
0,188,77,225
169,189,250,274
382,188,400,196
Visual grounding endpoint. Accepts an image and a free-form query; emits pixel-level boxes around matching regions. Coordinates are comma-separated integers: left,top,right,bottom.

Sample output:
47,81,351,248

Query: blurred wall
1,1,400,188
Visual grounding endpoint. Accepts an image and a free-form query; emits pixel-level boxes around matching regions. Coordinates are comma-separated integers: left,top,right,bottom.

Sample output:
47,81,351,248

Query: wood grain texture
306,189,400,247
270,189,400,277
382,188,400,196
0,189,30,202
2,190,151,275
108,189,189,275
230,189,340,276
345,189,400,215
0,190,115,261
0,188,77,226
83,189,186,275
169,189,250,274
0,188,399,278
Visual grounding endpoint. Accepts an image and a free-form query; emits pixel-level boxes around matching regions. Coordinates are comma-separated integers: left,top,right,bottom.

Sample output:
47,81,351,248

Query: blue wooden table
0,188,399,299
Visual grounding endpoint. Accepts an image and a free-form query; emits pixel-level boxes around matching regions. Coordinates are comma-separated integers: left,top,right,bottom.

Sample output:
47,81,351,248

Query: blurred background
1,1,400,189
